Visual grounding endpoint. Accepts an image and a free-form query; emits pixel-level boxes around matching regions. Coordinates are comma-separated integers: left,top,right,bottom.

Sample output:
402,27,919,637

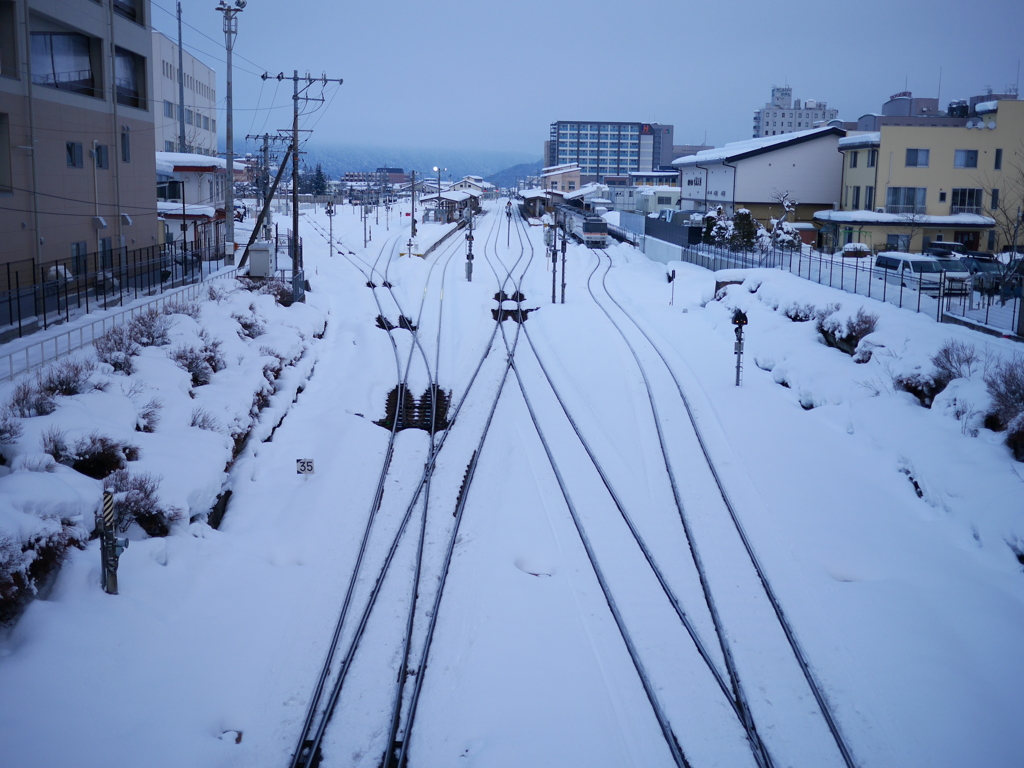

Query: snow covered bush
0,517,87,624
128,308,171,347
730,209,758,251
36,357,95,397
137,398,162,433
931,339,981,382
94,324,140,374
232,305,266,339
161,299,201,319
0,407,23,446
816,307,879,358
105,469,181,537
984,353,1024,460
70,432,139,480
170,331,224,388
40,426,70,464
8,380,55,417
783,302,819,322
190,407,221,431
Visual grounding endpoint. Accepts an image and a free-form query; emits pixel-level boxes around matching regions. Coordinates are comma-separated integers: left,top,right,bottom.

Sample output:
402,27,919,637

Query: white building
752,86,839,138
674,127,845,224
150,31,217,155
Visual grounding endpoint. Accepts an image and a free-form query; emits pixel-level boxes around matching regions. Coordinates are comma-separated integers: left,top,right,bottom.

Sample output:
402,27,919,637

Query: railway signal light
732,310,748,386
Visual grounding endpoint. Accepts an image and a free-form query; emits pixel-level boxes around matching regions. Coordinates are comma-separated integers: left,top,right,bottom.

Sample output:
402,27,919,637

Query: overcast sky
158,0,1022,160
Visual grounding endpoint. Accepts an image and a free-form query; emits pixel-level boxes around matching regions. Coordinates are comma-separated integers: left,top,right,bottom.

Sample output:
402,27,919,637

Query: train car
556,205,609,248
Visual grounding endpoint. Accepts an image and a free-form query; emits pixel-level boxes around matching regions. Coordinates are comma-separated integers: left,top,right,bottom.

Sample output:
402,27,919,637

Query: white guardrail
0,269,238,384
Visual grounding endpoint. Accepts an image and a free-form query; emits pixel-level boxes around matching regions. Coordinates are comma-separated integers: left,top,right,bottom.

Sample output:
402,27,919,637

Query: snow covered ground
1,199,1022,767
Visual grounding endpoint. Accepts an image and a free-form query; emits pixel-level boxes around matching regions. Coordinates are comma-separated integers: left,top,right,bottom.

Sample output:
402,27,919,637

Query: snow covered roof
638,185,679,195
974,101,999,115
814,209,995,227
563,182,607,201
155,152,246,177
838,132,880,149
674,127,844,167
542,163,580,176
629,171,678,177
156,201,217,219
520,188,548,199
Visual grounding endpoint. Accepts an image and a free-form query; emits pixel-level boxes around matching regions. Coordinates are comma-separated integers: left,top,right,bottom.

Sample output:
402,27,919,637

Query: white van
874,253,970,295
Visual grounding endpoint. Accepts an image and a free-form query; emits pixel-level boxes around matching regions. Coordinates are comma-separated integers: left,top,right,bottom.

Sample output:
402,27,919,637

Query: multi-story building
545,121,674,182
855,87,1019,131
151,30,217,155
752,86,839,138
0,0,158,272
814,98,1023,253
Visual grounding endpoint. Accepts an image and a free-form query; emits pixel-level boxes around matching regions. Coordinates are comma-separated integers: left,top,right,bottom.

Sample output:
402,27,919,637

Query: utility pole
176,2,186,153
246,133,287,240
411,170,417,238
216,0,244,262
465,205,474,282
262,70,343,273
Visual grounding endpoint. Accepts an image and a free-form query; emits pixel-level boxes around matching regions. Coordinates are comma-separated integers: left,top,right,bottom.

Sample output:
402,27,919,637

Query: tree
730,209,758,251
769,191,801,250
311,164,329,196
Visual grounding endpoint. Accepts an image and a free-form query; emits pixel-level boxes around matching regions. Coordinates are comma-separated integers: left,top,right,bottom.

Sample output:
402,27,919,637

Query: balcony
950,205,982,215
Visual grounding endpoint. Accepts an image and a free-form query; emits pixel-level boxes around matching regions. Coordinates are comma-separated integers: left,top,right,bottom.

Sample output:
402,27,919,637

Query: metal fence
674,241,1022,336
0,268,238,383
0,240,231,343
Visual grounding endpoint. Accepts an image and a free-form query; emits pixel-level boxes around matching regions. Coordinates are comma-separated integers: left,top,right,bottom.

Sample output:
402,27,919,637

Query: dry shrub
893,373,947,407
0,516,87,624
36,357,95,397
0,408,22,444
128,308,171,347
984,353,1024,460
40,426,70,463
161,299,201,319
105,469,181,537
232,309,266,339
190,407,220,431
931,339,980,382
783,302,818,322
9,380,55,418
137,398,162,433
94,324,139,374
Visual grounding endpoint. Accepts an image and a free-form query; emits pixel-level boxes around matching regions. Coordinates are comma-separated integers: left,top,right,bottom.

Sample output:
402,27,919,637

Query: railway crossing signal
668,269,676,305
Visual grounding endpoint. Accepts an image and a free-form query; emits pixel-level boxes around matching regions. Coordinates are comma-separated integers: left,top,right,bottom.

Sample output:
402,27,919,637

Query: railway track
288,202,530,768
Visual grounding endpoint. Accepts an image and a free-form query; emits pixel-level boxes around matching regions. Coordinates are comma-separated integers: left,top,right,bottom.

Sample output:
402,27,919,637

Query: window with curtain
115,47,145,109
31,31,96,96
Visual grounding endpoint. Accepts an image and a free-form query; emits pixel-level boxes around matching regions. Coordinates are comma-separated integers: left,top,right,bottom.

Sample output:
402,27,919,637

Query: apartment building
752,85,839,138
0,0,157,272
814,99,1022,253
545,121,674,182
151,30,217,155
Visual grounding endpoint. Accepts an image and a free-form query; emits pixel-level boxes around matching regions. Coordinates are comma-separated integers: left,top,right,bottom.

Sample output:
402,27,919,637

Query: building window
185,108,193,126
954,149,978,168
849,151,858,168
98,237,113,269
94,144,108,169
0,0,17,79
30,30,98,97
66,141,83,168
852,186,861,209
657,196,672,205
905,148,929,167
114,47,145,109
202,115,209,131
950,187,983,214
994,148,1002,170
991,188,1000,210
164,140,174,152
939,191,947,202
0,112,10,194
113,0,140,23
865,185,874,210
163,100,174,118
867,149,877,167
887,233,911,251
988,230,996,250
120,126,130,163
886,186,926,214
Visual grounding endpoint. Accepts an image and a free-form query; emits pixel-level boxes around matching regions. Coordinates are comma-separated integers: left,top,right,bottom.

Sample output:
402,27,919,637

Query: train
555,205,609,248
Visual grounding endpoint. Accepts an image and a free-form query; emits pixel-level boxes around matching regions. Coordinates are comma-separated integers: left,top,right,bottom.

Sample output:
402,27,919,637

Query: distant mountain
234,141,540,184
485,160,543,190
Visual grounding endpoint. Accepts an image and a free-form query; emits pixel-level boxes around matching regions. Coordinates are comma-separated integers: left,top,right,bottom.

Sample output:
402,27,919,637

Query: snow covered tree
730,209,758,251
769,191,801,249
702,206,723,244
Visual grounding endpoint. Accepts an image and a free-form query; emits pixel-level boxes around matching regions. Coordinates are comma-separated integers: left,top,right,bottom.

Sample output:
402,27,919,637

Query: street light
433,166,446,222
216,0,244,262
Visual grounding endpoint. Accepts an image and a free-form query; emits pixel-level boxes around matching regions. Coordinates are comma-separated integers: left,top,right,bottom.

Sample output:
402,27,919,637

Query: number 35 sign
296,459,315,474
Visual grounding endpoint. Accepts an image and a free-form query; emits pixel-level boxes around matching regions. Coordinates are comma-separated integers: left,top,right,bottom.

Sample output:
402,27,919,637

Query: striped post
101,492,118,595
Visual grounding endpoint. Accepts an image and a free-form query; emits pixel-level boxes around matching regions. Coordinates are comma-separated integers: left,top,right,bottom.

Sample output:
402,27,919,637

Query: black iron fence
678,241,1022,336
0,240,231,341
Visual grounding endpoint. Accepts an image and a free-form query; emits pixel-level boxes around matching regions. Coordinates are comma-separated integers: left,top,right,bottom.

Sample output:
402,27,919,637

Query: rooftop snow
674,127,841,167
814,209,995,226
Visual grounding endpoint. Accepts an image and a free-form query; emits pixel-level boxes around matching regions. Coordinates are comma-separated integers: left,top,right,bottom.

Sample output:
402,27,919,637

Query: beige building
151,30,217,155
0,0,158,279
541,162,580,192
815,99,1023,253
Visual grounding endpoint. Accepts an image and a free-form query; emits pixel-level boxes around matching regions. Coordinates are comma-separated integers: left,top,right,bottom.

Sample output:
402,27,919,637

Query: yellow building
815,99,1023,253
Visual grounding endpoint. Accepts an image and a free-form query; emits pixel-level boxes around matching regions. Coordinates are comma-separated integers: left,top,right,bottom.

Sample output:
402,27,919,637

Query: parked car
960,254,1004,276
925,242,968,257
874,252,969,295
